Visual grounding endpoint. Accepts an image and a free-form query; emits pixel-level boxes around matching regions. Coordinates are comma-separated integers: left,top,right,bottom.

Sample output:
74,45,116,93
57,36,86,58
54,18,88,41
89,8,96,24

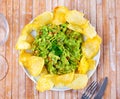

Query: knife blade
94,77,108,99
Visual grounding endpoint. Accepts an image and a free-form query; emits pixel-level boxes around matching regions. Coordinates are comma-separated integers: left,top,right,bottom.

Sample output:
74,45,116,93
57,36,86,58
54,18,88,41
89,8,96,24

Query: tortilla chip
67,74,88,89
52,6,69,25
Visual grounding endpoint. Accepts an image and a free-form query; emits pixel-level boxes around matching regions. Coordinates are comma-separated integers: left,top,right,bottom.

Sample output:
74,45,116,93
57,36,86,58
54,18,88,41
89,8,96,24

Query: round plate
22,50,100,91
21,17,100,91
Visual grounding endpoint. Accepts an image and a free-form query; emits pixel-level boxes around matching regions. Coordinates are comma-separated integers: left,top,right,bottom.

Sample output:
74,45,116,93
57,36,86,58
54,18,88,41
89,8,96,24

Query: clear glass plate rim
0,13,9,45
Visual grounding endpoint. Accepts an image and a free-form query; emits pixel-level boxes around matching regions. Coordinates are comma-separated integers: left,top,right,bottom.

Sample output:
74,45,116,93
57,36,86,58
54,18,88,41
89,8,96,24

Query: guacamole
32,23,83,74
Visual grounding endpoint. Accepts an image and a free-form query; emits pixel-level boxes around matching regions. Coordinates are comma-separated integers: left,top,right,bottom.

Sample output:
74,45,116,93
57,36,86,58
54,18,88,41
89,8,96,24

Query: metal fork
81,81,98,99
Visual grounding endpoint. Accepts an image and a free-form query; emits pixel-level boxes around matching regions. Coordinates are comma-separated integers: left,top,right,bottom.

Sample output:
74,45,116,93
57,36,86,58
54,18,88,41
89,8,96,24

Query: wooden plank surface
0,1,6,99
0,0,120,99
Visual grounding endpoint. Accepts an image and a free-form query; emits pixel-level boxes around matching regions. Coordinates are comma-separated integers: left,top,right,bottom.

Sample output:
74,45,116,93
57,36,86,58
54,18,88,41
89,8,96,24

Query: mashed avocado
32,23,83,74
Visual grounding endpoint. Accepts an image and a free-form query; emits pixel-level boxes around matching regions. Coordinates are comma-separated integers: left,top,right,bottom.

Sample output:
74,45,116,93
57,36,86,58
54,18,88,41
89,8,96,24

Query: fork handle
94,77,108,99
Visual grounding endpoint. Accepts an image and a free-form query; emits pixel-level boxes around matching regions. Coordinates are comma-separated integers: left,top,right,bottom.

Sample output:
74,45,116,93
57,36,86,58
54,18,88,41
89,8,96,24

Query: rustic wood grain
109,0,117,99
96,0,105,98
0,0,120,99
19,0,26,99
0,1,7,99
102,0,111,99
5,0,13,98
12,0,19,98
116,0,120,98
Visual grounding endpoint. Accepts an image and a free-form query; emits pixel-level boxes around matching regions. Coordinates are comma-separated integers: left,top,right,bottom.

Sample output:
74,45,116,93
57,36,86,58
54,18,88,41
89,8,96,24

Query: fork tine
89,81,98,93
82,81,95,97
86,81,96,92
87,81,98,98
81,81,98,99
84,81,97,96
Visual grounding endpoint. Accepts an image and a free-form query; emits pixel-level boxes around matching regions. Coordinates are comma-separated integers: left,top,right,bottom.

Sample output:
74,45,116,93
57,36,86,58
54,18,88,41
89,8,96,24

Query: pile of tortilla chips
16,6,101,92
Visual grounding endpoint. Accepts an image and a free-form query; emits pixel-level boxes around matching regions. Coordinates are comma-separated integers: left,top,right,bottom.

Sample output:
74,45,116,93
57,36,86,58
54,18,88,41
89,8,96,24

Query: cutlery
81,81,98,99
94,77,108,99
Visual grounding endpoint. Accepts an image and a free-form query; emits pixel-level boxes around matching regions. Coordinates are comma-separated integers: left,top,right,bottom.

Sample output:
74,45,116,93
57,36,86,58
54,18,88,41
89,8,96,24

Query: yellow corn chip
67,74,88,89
27,56,44,76
36,75,54,92
82,35,102,58
52,6,69,25
87,59,96,70
19,50,32,67
78,56,89,74
16,41,31,50
33,12,53,26
53,72,74,86
83,24,97,38
65,10,86,25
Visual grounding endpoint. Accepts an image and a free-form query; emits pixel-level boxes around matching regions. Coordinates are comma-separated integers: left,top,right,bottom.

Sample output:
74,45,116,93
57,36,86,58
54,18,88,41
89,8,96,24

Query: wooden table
0,0,120,99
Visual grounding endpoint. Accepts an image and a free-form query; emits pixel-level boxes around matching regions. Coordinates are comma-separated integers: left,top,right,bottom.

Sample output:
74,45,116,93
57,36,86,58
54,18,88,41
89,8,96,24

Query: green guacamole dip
32,23,83,74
